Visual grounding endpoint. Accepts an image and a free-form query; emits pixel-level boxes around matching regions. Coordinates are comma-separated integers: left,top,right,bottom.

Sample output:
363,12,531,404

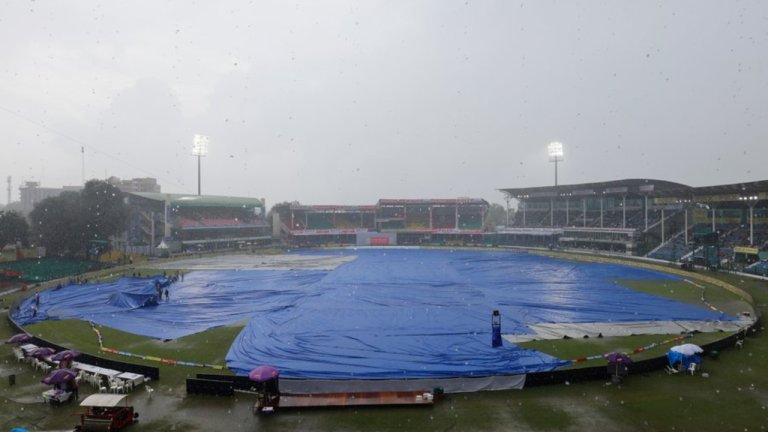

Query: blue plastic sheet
225,249,731,378
107,290,159,309
13,272,320,340
13,249,731,379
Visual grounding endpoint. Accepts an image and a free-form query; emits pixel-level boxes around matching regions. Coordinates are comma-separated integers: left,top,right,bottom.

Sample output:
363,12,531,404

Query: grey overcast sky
1,1,766,207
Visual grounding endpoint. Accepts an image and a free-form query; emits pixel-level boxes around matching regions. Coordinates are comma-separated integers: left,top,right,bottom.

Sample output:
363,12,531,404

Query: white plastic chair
108,379,119,393
145,385,154,398
13,348,25,362
687,363,698,375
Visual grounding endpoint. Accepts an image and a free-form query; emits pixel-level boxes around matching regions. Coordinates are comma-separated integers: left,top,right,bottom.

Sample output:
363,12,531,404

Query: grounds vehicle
74,394,138,431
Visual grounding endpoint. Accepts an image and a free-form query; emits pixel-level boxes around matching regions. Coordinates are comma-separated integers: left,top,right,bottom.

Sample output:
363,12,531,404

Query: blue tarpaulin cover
13,249,731,379
107,290,159,309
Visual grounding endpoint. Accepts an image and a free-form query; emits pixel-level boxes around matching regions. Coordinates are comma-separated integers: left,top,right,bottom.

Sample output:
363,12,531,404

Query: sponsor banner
369,236,390,246
377,228,484,234
498,228,563,236
734,246,759,255
604,186,629,194
432,229,484,234
291,228,484,235
290,228,372,236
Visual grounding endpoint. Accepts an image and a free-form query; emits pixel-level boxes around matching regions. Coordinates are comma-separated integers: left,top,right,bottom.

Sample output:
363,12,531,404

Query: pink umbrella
30,347,56,358
51,349,80,362
41,368,77,385
249,366,279,382
5,333,32,344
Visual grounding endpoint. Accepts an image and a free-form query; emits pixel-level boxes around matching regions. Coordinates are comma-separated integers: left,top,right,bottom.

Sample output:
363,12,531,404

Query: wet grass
517,278,746,366
24,319,241,384
620,278,751,316
520,332,733,367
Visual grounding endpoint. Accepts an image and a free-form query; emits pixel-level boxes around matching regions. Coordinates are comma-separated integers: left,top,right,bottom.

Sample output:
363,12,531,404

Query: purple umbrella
41,368,77,386
51,349,80,362
5,333,32,344
605,352,633,364
30,347,56,358
249,366,279,382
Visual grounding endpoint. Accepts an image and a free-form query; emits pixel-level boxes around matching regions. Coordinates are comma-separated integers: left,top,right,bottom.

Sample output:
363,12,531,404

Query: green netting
0,258,103,282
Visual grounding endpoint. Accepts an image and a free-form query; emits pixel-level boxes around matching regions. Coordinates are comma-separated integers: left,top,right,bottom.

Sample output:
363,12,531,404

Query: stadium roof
288,204,379,211
691,180,768,196
501,179,768,201
129,192,264,208
500,179,691,199
378,198,489,206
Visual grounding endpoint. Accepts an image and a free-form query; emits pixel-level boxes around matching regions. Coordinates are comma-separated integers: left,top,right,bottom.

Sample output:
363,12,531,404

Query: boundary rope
90,322,225,370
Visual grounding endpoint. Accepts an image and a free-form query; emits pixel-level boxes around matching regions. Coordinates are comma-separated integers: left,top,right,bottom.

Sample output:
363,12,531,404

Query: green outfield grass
520,332,734,368
24,319,241,383
518,277,748,366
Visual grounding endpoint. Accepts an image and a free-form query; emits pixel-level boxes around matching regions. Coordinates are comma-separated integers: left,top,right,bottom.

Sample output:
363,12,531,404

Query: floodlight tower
548,142,564,186
192,134,209,196
81,146,85,186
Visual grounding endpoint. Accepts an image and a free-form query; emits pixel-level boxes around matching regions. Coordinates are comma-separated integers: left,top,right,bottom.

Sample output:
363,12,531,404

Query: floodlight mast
547,142,564,186
192,134,209,196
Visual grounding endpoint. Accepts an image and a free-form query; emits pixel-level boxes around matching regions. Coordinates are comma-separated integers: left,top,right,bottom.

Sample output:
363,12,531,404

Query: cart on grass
74,394,138,432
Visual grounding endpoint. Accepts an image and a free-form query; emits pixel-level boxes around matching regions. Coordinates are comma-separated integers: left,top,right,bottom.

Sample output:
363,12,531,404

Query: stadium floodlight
192,134,209,195
547,141,564,186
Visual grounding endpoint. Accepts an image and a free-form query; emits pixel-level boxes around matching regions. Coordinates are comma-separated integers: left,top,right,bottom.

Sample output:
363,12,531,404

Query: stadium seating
306,213,335,230
745,260,768,276
648,234,691,261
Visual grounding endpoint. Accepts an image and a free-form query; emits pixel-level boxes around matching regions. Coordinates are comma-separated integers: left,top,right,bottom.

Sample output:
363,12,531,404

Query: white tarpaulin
504,316,754,343
670,343,704,356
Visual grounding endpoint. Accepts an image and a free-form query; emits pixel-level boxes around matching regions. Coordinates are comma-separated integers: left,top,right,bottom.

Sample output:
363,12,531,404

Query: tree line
0,180,128,257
